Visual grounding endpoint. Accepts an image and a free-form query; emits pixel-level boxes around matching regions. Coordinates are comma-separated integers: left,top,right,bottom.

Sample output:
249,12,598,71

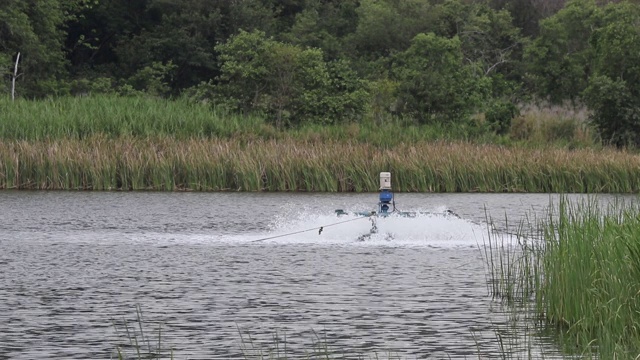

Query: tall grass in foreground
482,212,542,305
485,198,640,358
539,199,640,357
1,136,640,192
112,305,173,360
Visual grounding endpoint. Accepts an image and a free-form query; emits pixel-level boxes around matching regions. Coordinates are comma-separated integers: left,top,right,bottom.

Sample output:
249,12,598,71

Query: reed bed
484,198,640,358
536,199,640,357
2,136,640,192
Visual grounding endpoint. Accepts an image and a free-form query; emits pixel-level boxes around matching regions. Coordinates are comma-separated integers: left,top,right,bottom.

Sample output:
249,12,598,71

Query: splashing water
244,208,496,248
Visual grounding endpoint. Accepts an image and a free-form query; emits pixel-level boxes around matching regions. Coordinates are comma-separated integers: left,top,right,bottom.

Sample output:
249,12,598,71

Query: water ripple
0,192,591,359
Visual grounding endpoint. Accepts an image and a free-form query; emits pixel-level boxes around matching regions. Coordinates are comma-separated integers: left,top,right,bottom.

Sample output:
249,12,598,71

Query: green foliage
126,61,178,97
0,0,71,97
113,0,221,93
524,0,600,103
392,33,488,124
435,0,524,78
364,78,401,125
434,0,526,115
583,1,640,147
69,76,114,95
182,80,217,104
591,2,640,92
540,199,640,356
346,0,438,60
282,0,358,60
490,0,566,37
67,0,276,93
584,76,640,147
215,30,367,127
219,0,277,37
214,29,272,111
523,0,640,147
64,0,150,72
1,0,639,146
485,100,519,135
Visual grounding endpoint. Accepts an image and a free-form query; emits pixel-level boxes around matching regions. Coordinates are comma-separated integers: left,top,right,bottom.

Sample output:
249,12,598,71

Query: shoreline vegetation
4,96,640,359
2,96,638,193
4,1,640,358
2,135,639,193
486,198,640,359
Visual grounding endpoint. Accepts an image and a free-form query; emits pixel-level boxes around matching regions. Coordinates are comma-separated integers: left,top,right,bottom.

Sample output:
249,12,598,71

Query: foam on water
11,204,518,249
238,208,498,248
108,207,519,249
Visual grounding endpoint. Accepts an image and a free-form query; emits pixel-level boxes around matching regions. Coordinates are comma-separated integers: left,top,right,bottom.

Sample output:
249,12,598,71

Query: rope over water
250,215,372,243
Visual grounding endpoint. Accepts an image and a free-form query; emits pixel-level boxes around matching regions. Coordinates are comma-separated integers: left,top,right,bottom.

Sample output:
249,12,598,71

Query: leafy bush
485,100,519,135
584,76,640,148
584,2,640,148
214,30,368,128
392,33,488,125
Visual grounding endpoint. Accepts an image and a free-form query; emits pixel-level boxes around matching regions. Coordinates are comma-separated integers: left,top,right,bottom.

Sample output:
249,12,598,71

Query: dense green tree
65,0,149,74
436,0,523,77
282,0,358,60
66,0,277,93
345,0,439,62
590,1,640,93
437,0,526,132
115,0,221,94
0,0,78,97
435,0,524,106
392,32,488,124
489,0,566,37
524,0,601,103
215,30,367,127
584,76,639,147
584,1,640,147
219,0,277,38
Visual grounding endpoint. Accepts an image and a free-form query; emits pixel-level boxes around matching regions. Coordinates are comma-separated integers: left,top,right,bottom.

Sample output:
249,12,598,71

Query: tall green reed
484,197,640,358
112,305,174,360
538,198,640,357
2,137,640,192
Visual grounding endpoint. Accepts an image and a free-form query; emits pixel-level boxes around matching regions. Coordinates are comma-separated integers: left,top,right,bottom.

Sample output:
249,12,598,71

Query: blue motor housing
379,190,393,204
379,190,393,213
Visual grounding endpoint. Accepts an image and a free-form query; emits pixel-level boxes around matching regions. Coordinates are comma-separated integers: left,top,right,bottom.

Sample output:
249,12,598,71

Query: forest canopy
2,0,640,146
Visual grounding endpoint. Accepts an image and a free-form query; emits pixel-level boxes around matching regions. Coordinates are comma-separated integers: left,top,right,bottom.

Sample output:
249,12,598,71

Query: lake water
0,191,632,359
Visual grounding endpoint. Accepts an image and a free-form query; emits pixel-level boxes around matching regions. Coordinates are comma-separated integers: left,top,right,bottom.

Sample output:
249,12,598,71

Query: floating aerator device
335,172,414,218
378,172,394,215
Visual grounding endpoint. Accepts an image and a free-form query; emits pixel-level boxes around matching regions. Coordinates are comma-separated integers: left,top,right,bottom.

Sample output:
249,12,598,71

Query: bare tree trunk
12,52,20,101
